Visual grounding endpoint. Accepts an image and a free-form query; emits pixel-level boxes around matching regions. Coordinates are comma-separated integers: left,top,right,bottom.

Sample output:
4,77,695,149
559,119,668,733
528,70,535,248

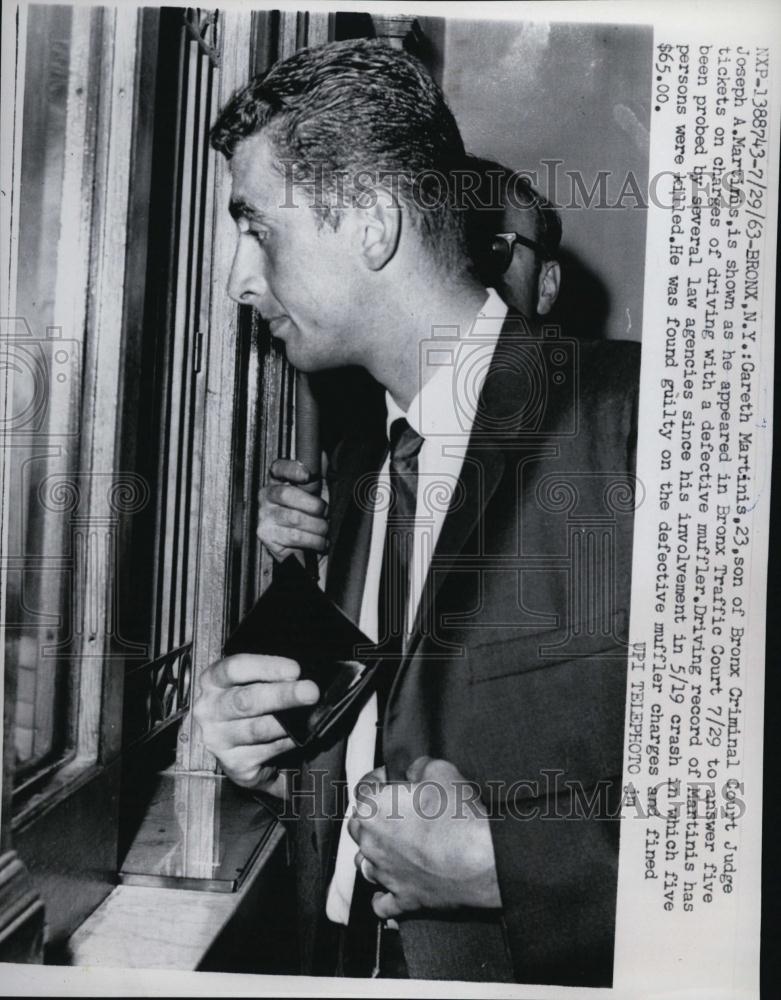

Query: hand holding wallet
223,556,377,747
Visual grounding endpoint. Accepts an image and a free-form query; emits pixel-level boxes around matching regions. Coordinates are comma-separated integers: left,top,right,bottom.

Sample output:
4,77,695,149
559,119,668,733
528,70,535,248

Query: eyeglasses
491,232,551,273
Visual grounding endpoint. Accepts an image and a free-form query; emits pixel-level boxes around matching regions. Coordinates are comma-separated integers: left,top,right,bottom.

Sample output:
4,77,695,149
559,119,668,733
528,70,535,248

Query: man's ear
536,259,561,315
358,187,401,271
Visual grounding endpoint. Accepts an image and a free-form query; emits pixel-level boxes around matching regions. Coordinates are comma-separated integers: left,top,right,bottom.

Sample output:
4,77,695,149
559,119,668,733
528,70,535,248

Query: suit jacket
288,315,640,986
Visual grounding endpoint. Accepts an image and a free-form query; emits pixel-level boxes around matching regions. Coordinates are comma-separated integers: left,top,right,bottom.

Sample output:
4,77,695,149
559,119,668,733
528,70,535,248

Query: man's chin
267,323,340,373
278,341,321,373
283,351,333,374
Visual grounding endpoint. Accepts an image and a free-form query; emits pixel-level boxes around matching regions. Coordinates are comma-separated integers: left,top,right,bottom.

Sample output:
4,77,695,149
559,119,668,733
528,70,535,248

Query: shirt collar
384,287,509,442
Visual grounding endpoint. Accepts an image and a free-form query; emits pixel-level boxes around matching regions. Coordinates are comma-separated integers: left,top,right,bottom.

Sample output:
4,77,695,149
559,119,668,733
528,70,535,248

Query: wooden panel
0,1,27,311
180,9,254,772
76,4,140,762
0,2,28,846
306,11,334,48
27,4,94,760
278,10,300,60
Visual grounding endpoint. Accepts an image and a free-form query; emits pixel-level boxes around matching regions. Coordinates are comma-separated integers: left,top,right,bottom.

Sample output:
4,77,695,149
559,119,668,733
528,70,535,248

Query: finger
260,523,329,554
354,770,385,807
347,813,362,845
358,765,387,785
222,678,319,719
269,458,315,484
218,737,296,784
273,505,329,537
213,654,300,688
266,482,327,517
353,851,379,885
232,712,289,744
372,891,403,920
405,755,434,783
361,856,379,885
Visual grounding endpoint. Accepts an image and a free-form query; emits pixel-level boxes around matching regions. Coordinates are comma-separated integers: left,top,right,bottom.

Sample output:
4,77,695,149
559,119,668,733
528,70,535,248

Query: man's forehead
229,131,281,214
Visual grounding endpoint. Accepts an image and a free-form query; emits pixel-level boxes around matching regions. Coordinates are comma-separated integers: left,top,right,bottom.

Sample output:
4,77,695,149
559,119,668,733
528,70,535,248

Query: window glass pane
6,4,80,779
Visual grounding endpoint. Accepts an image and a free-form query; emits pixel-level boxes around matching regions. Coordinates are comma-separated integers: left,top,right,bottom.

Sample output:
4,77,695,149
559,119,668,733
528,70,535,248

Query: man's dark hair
464,155,562,286
211,39,470,272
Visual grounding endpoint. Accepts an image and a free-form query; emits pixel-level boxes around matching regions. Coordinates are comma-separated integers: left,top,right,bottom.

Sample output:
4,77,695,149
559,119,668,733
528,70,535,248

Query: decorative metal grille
124,643,192,748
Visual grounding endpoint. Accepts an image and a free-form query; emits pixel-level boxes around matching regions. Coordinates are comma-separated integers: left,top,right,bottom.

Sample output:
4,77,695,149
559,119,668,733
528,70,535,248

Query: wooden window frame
1,1,148,953
0,3,424,970
0,2,228,955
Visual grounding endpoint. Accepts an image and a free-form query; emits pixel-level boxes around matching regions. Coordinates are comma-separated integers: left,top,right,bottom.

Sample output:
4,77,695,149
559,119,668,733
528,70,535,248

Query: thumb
406,756,462,783
406,755,434,783
358,764,387,786
354,765,387,803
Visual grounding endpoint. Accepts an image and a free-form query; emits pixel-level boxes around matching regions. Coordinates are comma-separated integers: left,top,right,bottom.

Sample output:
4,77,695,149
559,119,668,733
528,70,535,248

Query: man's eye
237,218,269,245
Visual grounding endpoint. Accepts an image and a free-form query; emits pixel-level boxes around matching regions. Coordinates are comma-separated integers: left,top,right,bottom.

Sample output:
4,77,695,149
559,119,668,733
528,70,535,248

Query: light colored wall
442,19,653,342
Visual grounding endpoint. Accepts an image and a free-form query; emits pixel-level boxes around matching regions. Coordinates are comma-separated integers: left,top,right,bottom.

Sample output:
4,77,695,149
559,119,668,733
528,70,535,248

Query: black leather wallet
223,556,377,747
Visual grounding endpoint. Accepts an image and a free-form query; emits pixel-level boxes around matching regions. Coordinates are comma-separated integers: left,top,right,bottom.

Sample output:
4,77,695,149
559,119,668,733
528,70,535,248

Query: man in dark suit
194,38,639,985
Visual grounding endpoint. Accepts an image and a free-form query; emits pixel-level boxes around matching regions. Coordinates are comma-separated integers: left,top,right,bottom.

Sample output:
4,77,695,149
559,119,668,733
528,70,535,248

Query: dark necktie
343,416,423,978
374,417,424,758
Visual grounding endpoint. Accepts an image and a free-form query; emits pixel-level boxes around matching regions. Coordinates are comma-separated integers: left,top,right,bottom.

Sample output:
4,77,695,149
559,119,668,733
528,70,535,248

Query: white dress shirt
325,288,509,924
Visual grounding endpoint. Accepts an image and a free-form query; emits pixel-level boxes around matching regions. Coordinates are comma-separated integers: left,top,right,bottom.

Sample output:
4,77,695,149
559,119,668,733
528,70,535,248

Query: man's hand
192,654,319,791
347,757,502,920
257,458,328,562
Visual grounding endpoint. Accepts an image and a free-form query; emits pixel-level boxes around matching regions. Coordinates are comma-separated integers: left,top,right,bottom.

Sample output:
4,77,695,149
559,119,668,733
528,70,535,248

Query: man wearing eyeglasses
465,156,561,320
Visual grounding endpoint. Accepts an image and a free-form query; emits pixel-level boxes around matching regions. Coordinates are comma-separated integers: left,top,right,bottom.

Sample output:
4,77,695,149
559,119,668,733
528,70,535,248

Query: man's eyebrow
228,197,267,222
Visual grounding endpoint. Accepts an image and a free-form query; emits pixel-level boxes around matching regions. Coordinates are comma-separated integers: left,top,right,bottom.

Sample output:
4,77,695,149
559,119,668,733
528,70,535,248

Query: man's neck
365,278,489,412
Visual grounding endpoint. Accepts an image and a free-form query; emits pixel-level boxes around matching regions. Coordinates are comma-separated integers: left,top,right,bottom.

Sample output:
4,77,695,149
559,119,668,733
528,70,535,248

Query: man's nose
227,238,267,306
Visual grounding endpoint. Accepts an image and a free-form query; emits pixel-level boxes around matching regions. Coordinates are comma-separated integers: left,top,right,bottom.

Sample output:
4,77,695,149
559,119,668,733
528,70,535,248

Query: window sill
64,825,285,970
62,770,288,970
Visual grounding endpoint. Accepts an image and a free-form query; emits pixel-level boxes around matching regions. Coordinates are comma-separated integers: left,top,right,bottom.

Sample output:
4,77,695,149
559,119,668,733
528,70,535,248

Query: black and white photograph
0,1,775,995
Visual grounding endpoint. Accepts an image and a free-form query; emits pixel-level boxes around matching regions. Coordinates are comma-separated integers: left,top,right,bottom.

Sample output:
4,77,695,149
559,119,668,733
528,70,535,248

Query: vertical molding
278,11,300,61
0,1,27,316
31,3,98,761
371,15,424,52
76,5,140,762
0,1,28,824
305,12,334,48
185,53,217,658
0,5,45,963
180,9,253,772
158,31,200,655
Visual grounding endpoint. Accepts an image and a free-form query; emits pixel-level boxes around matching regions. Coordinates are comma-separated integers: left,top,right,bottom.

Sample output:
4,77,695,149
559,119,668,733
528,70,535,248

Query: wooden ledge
65,822,285,969
64,771,287,970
